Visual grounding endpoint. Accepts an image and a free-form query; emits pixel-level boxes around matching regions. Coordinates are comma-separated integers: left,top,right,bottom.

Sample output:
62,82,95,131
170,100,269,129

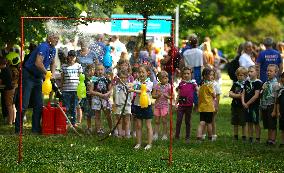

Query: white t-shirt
183,48,203,68
213,81,222,95
239,53,255,68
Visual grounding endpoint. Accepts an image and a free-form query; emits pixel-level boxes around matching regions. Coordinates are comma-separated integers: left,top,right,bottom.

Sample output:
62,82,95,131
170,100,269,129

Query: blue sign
111,14,172,36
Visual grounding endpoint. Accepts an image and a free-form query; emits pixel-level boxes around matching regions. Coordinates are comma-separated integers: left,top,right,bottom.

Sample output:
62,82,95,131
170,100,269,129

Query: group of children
230,64,284,146
60,48,284,150
60,48,225,150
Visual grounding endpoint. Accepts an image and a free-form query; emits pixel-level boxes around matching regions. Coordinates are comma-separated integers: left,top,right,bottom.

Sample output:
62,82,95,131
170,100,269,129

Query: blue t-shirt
24,42,56,78
256,48,282,82
77,51,96,73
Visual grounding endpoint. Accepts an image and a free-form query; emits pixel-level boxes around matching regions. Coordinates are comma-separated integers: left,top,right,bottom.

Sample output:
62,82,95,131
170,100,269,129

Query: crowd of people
0,32,284,150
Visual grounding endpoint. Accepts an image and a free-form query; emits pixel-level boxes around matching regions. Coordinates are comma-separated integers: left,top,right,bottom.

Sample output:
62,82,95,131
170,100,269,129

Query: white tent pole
175,5,179,47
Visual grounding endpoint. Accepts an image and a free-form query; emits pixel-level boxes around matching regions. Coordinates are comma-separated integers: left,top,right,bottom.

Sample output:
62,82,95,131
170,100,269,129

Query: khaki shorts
114,105,132,115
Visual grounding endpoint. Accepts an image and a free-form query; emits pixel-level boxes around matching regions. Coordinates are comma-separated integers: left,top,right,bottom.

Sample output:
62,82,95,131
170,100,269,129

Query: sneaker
161,135,168,140
97,128,105,135
23,115,27,122
153,133,158,141
212,135,217,141
134,144,141,149
144,144,152,150
125,134,132,139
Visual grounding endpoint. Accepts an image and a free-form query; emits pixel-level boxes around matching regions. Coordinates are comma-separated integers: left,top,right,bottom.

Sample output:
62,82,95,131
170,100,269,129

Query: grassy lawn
1,72,284,172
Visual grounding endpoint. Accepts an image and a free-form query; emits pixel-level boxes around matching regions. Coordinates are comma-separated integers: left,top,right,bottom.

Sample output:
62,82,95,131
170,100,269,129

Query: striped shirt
61,63,83,91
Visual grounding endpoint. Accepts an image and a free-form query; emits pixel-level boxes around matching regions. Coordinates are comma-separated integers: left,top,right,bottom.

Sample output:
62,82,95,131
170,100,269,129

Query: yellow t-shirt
198,83,215,112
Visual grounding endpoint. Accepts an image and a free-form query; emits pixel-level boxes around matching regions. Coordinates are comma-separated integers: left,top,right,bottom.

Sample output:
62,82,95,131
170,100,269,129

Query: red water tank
55,102,67,134
42,102,55,135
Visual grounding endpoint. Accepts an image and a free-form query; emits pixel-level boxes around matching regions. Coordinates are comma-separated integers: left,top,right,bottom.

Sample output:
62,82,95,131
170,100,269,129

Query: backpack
227,55,240,82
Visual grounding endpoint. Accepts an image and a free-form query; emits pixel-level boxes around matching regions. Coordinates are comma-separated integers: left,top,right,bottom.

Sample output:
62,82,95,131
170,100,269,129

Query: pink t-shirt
178,80,197,106
154,83,171,109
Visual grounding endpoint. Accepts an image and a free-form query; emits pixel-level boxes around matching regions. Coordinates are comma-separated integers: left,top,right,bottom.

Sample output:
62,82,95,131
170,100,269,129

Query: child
114,58,134,84
61,50,83,127
130,65,153,150
89,64,112,135
260,64,280,145
197,67,216,141
113,59,133,136
242,65,262,143
276,72,284,147
229,67,248,141
113,71,133,138
83,64,95,134
152,71,171,140
175,67,198,143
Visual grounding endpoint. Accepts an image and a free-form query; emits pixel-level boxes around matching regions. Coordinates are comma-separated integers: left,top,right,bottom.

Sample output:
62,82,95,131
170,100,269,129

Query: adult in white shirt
110,35,127,58
239,41,255,68
182,35,204,85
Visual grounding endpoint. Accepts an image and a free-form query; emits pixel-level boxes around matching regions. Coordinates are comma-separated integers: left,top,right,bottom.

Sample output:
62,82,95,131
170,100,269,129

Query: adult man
182,35,204,85
256,37,283,82
15,33,59,134
239,41,255,69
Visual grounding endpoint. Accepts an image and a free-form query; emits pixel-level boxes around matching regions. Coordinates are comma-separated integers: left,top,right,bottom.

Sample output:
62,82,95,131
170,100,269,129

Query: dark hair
85,64,95,72
188,34,198,47
202,67,214,79
68,50,76,57
181,67,192,74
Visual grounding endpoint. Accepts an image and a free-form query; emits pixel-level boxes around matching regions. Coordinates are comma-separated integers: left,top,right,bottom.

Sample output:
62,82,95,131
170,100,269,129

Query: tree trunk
142,14,148,47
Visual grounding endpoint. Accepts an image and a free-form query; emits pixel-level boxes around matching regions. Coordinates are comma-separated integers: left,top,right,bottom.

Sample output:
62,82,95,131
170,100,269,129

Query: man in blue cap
15,33,59,134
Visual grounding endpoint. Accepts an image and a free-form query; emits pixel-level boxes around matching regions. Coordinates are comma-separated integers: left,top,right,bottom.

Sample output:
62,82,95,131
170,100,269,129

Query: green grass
1,72,284,172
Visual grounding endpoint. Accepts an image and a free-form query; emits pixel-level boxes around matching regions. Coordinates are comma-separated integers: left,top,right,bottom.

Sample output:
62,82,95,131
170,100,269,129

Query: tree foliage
0,0,84,45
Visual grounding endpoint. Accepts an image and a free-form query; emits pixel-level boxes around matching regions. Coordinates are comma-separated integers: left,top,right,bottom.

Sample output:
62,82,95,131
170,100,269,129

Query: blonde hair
276,42,284,53
235,67,248,76
95,64,105,72
248,65,256,71
116,58,132,75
